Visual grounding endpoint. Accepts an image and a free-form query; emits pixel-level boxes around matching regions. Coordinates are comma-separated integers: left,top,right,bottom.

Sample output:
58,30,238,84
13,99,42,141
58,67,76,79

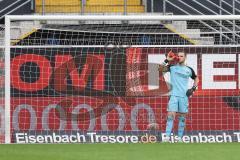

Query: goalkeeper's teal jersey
169,64,196,98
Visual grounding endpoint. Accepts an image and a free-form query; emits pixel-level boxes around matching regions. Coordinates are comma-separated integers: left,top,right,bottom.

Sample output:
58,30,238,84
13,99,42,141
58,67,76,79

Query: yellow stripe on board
164,24,198,45
12,28,38,45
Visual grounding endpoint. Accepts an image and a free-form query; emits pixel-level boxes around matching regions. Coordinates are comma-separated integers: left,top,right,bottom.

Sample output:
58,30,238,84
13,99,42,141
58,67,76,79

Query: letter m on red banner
54,54,105,92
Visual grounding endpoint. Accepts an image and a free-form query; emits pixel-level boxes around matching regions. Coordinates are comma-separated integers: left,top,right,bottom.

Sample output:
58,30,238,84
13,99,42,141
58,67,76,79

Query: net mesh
5,17,240,143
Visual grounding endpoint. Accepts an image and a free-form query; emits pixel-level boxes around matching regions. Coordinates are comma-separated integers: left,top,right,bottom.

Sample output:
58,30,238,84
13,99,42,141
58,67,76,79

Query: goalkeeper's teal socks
178,115,186,138
165,115,186,138
165,115,174,137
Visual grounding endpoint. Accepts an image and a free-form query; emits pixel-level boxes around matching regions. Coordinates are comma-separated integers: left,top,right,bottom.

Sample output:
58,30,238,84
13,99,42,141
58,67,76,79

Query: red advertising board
6,47,240,139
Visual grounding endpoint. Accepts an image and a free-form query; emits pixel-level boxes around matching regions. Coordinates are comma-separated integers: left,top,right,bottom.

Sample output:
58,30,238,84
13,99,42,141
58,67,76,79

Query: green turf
0,143,240,160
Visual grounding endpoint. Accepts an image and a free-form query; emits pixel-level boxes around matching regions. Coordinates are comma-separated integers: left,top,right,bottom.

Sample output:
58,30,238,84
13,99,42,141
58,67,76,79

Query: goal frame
4,14,240,143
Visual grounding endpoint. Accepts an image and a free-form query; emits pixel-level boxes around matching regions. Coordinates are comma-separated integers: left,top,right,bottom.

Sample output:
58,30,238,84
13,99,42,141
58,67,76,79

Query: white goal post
3,14,240,144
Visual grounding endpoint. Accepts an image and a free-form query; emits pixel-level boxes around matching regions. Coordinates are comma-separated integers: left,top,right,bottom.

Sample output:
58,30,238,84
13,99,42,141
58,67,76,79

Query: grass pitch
0,143,240,160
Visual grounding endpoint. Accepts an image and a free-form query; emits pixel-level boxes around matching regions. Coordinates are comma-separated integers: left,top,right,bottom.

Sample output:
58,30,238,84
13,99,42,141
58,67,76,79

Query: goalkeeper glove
186,85,197,97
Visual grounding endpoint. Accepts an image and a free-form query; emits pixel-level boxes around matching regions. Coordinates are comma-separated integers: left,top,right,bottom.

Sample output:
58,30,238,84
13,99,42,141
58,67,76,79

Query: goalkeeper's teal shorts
167,95,189,113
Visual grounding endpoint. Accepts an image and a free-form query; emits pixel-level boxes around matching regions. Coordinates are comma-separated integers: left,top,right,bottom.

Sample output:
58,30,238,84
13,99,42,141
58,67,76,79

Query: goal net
2,15,240,143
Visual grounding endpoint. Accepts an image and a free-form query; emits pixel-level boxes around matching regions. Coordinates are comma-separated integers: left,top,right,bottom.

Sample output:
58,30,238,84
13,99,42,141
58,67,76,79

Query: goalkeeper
159,51,199,142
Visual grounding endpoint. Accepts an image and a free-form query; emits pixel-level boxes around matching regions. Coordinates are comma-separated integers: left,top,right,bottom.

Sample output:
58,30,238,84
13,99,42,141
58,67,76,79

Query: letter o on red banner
11,54,52,91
